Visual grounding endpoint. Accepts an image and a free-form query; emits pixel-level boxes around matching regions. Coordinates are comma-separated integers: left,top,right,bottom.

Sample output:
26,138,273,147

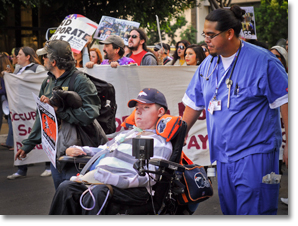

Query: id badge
208,101,215,115
213,100,221,111
208,100,221,115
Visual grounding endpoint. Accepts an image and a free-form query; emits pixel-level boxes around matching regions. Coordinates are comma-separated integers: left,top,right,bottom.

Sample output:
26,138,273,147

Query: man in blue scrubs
182,5,288,215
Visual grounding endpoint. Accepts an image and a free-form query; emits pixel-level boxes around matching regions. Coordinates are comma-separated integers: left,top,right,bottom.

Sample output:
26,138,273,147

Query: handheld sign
50,14,98,53
93,16,140,46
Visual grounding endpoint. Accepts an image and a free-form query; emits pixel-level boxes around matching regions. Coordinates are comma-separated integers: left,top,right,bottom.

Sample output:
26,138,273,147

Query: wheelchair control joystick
132,138,153,176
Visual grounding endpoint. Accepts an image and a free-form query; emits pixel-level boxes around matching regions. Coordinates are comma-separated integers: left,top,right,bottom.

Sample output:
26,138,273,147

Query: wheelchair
58,120,203,215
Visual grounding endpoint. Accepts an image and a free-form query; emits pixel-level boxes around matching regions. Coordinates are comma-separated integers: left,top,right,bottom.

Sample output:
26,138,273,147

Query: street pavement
0,119,289,216
0,143,288,215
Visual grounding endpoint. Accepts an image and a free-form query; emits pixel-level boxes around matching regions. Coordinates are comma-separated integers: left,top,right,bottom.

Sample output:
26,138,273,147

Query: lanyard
213,41,242,100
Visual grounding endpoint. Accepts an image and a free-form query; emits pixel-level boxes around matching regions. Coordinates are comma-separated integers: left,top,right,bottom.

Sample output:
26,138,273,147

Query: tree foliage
254,0,288,47
180,24,197,44
1,0,196,30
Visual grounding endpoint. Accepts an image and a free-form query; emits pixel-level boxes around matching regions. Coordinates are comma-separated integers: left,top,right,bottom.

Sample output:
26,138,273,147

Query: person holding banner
98,35,136,68
84,48,103,68
127,28,157,66
6,47,52,179
182,5,288,215
14,40,101,189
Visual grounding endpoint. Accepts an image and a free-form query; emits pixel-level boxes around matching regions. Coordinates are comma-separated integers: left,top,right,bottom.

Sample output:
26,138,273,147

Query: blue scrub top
183,41,288,163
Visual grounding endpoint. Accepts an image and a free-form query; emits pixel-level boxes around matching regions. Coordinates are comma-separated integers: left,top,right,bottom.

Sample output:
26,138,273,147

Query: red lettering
178,102,206,120
18,124,27,136
198,134,208,149
115,118,122,132
19,113,26,121
198,109,206,120
16,142,23,149
35,144,43,149
31,111,36,120
12,113,20,121
187,135,200,149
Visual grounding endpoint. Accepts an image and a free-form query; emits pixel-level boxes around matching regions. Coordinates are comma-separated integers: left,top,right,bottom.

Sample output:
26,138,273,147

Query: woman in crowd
85,47,103,68
0,52,14,136
184,44,206,66
200,43,210,57
6,46,51,179
166,40,190,66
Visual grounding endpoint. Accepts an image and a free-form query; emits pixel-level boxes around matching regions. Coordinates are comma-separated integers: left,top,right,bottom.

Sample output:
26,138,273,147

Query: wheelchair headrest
121,109,183,142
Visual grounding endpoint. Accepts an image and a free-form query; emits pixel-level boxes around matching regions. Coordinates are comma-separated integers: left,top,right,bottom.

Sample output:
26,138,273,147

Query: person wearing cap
14,40,101,189
49,88,172,215
97,35,136,68
270,45,288,73
127,28,157,66
153,43,173,65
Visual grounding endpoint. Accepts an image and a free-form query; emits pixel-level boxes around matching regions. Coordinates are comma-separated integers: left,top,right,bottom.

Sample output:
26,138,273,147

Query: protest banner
33,93,58,168
50,14,98,53
3,71,49,166
93,16,140,45
4,66,211,166
83,65,212,166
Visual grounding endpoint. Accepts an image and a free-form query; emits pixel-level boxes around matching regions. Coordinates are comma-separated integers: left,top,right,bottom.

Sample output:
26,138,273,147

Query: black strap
68,70,80,92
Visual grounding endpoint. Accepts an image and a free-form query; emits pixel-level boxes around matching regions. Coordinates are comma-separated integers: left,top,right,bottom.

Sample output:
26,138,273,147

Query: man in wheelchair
49,88,178,215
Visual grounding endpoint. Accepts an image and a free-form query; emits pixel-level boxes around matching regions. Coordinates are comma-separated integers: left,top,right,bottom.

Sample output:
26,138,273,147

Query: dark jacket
21,67,100,153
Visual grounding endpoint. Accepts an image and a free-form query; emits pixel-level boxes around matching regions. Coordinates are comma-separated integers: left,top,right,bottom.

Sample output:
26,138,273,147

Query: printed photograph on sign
240,6,257,39
93,16,140,45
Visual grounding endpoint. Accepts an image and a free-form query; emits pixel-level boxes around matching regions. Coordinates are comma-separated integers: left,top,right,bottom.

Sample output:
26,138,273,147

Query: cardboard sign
50,14,98,53
240,6,257,39
93,16,140,45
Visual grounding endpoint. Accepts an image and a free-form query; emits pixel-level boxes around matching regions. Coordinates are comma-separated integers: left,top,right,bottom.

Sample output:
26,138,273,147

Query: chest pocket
229,86,253,111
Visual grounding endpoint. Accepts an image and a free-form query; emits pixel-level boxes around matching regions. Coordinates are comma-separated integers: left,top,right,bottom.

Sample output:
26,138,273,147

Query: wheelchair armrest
58,155,92,164
149,158,185,172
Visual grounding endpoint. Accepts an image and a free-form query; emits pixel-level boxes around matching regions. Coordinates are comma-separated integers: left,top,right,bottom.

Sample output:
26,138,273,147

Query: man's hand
110,62,120,68
40,95,58,111
66,147,87,157
15,149,26,161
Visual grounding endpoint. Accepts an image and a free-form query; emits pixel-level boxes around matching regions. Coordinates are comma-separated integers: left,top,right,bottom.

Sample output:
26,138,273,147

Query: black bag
177,164,213,205
69,70,117,134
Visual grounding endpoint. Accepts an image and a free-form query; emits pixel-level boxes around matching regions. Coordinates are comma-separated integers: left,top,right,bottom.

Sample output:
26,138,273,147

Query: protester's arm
280,103,288,168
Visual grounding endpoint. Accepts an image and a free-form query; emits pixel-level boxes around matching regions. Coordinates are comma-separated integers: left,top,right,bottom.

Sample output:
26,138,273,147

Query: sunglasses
274,54,281,59
42,54,48,58
154,48,160,52
177,45,185,50
127,35,138,39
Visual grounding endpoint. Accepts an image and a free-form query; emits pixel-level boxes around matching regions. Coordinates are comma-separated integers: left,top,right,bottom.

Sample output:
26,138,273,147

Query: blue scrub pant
217,151,279,215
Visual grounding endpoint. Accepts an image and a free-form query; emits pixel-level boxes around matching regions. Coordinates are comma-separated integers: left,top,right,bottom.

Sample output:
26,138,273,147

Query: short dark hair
47,49,75,71
112,43,125,57
205,5,245,37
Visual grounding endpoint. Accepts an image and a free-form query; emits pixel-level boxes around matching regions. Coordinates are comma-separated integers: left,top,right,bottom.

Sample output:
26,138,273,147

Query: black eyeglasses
201,30,226,40
127,35,138,39
177,45,185,50
274,54,281,59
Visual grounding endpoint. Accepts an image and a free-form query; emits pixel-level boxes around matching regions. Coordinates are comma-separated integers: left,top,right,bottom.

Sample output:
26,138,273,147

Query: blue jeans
50,162,80,190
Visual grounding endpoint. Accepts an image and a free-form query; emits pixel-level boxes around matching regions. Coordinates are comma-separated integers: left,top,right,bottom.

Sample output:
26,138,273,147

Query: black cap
36,40,73,59
128,88,168,111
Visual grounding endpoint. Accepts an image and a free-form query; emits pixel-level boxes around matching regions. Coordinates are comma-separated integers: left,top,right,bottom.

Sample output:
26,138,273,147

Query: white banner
4,66,211,166
3,71,49,166
50,14,98,53
83,65,211,166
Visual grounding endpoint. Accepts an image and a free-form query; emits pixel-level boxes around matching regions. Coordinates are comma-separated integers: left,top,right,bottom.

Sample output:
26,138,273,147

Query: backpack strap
68,70,80,92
